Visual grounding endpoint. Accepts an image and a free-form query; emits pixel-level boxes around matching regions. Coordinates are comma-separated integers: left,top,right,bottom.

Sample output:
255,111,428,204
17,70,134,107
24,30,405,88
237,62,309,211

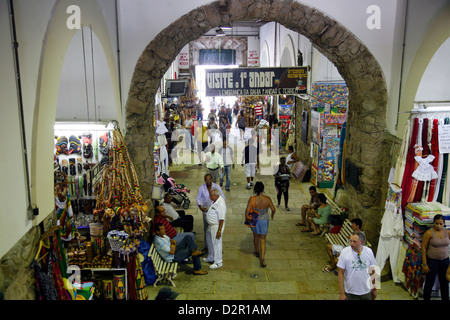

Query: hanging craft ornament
69,135,82,154
55,136,70,155
156,120,168,135
99,132,110,155
82,133,93,159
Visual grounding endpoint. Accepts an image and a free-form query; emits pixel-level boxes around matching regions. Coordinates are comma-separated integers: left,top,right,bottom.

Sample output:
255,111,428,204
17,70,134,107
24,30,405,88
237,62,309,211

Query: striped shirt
153,234,174,262
254,105,263,116
153,215,177,238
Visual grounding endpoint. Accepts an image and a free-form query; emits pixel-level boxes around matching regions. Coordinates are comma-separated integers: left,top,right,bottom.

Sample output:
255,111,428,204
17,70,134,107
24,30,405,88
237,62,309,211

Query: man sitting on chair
322,218,366,273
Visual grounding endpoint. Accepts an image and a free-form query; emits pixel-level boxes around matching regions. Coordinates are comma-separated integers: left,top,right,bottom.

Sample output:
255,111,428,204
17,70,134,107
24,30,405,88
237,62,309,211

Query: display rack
310,111,346,188
80,267,128,300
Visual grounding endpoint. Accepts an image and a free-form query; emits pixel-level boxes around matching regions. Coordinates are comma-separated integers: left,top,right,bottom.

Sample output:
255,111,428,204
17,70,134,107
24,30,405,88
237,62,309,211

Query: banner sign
438,124,450,154
205,67,307,97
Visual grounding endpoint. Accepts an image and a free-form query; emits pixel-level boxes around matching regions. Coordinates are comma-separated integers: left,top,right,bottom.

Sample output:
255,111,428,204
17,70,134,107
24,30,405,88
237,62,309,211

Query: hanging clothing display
407,119,423,203
437,117,449,203
402,117,419,212
413,118,429,202
156,120,169,176
428,119,440,201
412,155,438,181
376,183,404,283
402,244,424,298
394,119,411,187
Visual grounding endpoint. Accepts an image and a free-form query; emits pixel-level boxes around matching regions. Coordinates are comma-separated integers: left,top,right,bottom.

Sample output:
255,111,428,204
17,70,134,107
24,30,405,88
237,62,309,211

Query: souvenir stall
278,95,295,149
310,110,347,188
388,109,450,299
311,81,348,113
236,96,266,128
178,78,199,120
33,123,151,300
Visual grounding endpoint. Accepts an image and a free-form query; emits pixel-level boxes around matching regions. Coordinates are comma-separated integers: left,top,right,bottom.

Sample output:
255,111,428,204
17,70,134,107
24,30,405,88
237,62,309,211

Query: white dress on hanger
412,155,438,181
376,183,404,283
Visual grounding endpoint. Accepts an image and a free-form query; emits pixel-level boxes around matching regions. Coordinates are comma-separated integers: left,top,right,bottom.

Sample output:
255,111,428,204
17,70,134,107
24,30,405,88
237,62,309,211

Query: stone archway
124,0,388,244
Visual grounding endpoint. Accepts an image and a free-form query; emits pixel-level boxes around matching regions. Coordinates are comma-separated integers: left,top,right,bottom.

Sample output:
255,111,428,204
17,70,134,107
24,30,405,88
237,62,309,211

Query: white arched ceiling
280,34,295,67
415,37,450,103
397,6,450,137
57,27,117,122
314,53,344,83
32,0,121,223
260,40,270,67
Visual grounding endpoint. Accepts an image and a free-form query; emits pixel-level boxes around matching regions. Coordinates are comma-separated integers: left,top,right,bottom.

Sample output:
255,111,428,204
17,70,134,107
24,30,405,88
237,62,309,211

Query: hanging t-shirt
254,104,263,116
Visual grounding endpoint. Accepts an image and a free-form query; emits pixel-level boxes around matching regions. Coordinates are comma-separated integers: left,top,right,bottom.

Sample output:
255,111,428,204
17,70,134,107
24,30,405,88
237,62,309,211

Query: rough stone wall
124,0,390,245
0,213,55,300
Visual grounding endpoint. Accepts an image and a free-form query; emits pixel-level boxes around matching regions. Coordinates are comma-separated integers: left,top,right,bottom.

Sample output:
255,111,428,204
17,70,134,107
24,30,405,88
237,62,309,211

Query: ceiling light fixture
220,24,232,30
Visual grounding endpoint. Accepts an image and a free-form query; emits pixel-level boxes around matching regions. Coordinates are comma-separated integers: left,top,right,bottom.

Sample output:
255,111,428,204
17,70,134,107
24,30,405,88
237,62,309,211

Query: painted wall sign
205,67,307,96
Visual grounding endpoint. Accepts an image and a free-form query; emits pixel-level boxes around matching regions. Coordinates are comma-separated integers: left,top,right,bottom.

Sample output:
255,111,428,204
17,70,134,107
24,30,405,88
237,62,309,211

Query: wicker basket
89,223,104,237
107,230,129,252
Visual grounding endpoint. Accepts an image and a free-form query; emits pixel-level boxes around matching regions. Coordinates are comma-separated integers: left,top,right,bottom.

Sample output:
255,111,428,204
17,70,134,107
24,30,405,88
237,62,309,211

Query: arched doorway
124,0,388,242
31,0,122,221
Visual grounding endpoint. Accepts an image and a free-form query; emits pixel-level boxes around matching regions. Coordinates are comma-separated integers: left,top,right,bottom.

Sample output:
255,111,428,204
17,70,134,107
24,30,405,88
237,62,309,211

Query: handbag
244,196,259,228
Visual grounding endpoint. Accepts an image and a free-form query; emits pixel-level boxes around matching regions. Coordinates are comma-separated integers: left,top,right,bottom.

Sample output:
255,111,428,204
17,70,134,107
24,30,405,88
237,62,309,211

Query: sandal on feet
253,252,260,258
301,229,312,232
322,266,333,273
260,259,267,268
296,222,306,226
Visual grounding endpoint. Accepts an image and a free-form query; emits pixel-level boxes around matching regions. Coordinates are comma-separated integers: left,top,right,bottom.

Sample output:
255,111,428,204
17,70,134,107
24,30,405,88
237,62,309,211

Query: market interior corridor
145,125,413,300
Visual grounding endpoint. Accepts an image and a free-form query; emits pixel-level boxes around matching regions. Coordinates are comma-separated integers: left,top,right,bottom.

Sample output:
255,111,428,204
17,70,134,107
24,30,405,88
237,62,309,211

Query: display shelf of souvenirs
52,123,151,300
237,96,266,127
178,78,199,120
404,202,450,250
310,110,346,188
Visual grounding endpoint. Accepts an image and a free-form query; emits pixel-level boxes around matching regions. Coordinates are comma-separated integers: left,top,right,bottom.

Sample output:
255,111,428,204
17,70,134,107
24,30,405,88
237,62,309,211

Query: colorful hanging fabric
394,119,411,187
402,244,424,297
407,119,423,203
55,194,75,241
414,118,429,201
428,119,440,201
437,117,450,202
32,247,59,300
401,117,419,212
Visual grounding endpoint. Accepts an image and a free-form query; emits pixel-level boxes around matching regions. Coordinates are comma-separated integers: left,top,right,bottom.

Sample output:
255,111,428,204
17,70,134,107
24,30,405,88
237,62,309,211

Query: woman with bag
244,181,276,267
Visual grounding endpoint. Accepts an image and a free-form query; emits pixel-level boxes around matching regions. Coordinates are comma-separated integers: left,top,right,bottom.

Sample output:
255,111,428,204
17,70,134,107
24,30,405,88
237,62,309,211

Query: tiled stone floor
145,126,413,300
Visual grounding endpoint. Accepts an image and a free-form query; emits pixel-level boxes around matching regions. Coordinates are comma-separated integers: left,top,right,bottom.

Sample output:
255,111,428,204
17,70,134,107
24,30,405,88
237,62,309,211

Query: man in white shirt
337,231,378,300
196,174,225,252
161,193,194,232
204,188,227,269
241,138,258,189
204,144,224,183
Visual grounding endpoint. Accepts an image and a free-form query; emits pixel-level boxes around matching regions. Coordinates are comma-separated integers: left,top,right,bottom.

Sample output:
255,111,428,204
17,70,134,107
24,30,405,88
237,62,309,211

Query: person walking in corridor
337,231,378,300
245,181,276,268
